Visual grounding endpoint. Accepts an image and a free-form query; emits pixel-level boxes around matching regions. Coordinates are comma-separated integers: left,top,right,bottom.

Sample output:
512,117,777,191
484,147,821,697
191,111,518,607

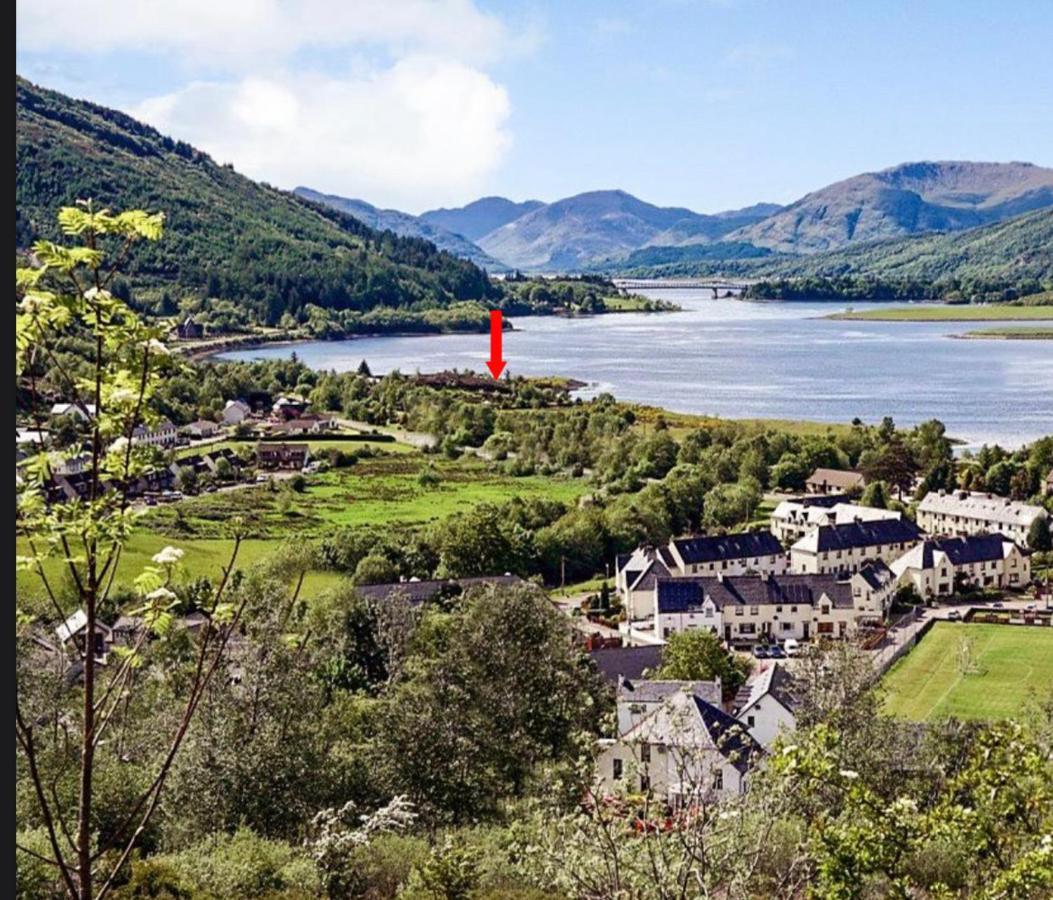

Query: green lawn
958,326,1053,340
829,304,1053,322
882,622,1053,722
18,533,351,613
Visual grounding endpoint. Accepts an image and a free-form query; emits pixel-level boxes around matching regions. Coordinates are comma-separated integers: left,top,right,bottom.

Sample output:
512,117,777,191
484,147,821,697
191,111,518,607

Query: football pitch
881,622,1053,722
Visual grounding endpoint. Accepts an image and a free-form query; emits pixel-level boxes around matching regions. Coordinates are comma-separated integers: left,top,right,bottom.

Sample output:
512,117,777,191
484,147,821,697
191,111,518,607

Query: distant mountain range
293,187,508,270
729,161,1053,254
297,161,1053,275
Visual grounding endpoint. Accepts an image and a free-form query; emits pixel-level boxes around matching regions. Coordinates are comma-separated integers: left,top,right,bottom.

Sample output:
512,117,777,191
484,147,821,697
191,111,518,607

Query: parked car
752,645,770,659
946,610,961,621
992,602,1005,609
768,644,786,659
783,638,801,657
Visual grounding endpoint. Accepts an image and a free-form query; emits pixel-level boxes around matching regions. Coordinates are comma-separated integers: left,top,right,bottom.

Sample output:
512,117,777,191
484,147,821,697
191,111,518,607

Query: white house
790,518,922,575
732,663,799,750
49,402,96,422
131,418,179,448
805,468,865,495
616,532,789,621
890,533,1031,599
653,563,896,645
184,419,220,439
771,498,901,544
916,491,1048,548
615,677,723,736
221,400,251,426
595,687,763,805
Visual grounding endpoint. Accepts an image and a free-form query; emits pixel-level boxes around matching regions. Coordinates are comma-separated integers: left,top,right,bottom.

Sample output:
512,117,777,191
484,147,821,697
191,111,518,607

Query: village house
272,395,309,420
916,490,1048,548
790,518,922,575
890,533,1031,599
805,467,866,496
131,418,179,448
55,609,112,665
221,399,252,426
49,402,96,422
170,315,203,340
653,562,896,645
732,663,799,750
770,497,901,544
616,533,788,620
255,442,311,470
183,419,220,439
595,686,763,804
615,677,724,736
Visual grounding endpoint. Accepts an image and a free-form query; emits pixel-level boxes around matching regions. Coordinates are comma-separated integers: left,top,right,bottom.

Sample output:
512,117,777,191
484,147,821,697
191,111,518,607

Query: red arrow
486,309,506,379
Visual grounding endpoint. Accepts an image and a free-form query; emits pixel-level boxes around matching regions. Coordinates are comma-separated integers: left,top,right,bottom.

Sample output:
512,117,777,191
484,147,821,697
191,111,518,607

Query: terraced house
790,518,922,575
916,490,1048,547
652,563,896,645
770,496,901,543
615,532,788,619
890,533,1031,598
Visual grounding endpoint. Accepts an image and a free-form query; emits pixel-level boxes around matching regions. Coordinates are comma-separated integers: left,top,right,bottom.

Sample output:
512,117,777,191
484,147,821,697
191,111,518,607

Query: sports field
881,622,1053,722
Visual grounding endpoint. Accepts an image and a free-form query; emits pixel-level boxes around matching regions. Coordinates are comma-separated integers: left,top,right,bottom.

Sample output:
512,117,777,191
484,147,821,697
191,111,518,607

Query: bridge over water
613,277,753,296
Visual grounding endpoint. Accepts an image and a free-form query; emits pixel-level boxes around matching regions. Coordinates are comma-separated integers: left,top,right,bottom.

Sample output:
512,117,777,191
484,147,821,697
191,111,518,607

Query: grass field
829,304,1053,322
957,326,1053,340
882,622,1053,722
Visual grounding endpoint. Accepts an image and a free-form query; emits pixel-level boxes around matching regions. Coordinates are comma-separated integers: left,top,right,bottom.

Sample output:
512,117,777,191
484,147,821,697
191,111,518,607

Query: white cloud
133,58,512,211
17,0,517,67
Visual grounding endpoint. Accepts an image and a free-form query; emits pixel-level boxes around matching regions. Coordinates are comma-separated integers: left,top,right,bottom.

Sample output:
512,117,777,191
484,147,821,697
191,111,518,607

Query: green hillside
16,77,497,324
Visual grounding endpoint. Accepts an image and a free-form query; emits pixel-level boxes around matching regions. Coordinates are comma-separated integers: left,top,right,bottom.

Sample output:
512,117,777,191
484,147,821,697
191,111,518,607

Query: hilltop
731,160,1053,254
420,196,545,242
16,77,497,324
292,187,509,271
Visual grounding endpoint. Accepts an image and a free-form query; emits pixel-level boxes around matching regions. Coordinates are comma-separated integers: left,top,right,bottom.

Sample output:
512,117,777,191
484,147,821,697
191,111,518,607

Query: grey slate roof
589,645,663,684
656,572,857,614
672,531,784,565
799,518,921,552
733,663,800,716
617,678,722,706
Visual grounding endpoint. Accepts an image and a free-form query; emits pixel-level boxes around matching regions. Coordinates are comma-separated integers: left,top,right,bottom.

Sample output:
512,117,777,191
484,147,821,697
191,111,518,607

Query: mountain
643,202,784,248
293,187,508,271
731,161,1053,254
16,77,496,324
613,207,1053,287
420,196,545,242
474,190,775,271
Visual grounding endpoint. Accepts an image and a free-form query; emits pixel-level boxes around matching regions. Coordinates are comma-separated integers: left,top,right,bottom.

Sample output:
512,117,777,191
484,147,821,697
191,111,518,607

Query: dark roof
733,663,800,715
794,493,850,508
693,697,764,772
855,560,895,591
355,575,528,606
935,533,1017,565
629,558,671,591
804,518,921,552
589,645,663,684
672,531,784,565
656,572,857,614
806,468,865,489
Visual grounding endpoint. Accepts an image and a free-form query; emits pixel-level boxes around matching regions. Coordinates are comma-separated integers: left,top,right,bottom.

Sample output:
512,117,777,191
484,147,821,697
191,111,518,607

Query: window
782,622,794,631
704,607,713,618
739,623,756,634
791,605,798,612
776,605,783,612
750,605,759,616
821,605,830,615
735,606,744,616
713,770,723,791
640,775,650,792
746,715,755,727
640,743,651,763
613,758,623,780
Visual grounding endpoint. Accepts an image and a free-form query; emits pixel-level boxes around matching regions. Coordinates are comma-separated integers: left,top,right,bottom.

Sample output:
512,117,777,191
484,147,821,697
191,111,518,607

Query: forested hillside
15,77,497,324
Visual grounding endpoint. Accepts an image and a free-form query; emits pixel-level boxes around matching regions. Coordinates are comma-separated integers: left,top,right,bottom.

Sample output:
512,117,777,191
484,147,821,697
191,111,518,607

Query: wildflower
151,546,184,566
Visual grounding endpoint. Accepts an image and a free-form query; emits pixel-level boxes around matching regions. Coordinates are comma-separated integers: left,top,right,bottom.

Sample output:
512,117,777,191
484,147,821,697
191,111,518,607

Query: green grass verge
829,305,1053,322
881,622,1053,722
956,326,1053,340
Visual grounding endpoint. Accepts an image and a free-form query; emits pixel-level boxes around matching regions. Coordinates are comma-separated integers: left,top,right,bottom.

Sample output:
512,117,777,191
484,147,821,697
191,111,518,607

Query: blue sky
17,0,1053,213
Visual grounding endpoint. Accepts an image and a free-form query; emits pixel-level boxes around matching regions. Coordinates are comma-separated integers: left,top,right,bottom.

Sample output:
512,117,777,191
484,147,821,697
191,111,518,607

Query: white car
783,638,801,657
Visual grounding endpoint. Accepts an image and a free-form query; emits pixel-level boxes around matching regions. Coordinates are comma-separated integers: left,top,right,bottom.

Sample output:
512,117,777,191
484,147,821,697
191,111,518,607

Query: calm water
218,293,1053,449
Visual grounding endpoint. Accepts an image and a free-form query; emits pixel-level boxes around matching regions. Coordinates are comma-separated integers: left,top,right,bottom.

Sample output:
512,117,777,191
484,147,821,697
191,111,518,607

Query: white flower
839,769,859,780
145,338,169,356
146,587,178,604
109,437,130,456
151,546,185,566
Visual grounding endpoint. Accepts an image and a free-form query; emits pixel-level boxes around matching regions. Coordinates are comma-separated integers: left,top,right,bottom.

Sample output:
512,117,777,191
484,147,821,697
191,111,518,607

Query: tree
657,628,751,694
1029,515,1052,552
354,553,399,585
859,480,890,510
16,204,247,900
861,437,916,498
357,359,372,377
175,464,199,494
702,479,762,530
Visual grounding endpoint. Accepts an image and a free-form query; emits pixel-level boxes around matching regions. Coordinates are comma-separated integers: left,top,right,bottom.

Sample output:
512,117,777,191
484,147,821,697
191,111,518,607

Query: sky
16,0,1053,214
